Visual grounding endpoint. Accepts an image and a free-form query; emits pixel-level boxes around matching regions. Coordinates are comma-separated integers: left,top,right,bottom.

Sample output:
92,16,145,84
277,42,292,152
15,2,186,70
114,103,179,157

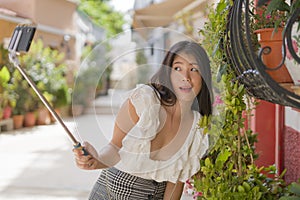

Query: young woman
73,40,213,199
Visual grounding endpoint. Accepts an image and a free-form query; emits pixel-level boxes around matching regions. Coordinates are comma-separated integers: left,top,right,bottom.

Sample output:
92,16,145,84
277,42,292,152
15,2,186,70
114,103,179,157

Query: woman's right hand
73,141,100,170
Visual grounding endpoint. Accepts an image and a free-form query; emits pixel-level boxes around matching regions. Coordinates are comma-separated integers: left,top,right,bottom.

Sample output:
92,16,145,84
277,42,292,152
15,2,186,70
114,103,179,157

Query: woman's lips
179,86,192,92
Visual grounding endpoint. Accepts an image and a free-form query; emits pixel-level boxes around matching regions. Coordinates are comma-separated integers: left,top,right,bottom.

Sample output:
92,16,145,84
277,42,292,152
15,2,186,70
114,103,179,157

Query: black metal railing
226,0,300,109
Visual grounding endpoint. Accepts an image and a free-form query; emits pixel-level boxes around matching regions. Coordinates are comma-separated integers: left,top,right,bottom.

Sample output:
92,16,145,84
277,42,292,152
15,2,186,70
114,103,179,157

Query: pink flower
286,39,299,60
212,95,223,107
183,179,195,194
193,191,203,199
186,179,193,189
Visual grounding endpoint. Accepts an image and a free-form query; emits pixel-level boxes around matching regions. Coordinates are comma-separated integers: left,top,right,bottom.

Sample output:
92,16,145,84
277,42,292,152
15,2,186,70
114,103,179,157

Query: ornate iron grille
226,0,300,109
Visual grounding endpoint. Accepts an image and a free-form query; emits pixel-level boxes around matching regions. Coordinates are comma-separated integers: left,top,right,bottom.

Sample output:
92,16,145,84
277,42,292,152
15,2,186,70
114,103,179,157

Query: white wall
285,107,300,131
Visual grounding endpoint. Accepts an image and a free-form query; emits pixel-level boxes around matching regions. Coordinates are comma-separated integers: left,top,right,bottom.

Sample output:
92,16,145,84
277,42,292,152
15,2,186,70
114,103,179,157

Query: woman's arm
163,181,184,200
73,99,139,170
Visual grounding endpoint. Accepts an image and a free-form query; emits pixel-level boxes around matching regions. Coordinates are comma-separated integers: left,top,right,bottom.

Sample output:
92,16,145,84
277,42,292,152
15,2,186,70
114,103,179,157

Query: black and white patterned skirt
89,167,167,200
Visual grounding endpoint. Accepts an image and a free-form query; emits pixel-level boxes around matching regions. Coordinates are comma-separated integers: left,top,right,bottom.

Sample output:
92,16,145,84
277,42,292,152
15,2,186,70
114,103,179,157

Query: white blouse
115,84,209,183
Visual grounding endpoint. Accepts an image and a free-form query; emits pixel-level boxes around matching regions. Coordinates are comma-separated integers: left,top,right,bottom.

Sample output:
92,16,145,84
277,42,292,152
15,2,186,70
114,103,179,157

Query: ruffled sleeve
177,126,209,182
126,84,161,140
129,84,159,117
115,84,162,170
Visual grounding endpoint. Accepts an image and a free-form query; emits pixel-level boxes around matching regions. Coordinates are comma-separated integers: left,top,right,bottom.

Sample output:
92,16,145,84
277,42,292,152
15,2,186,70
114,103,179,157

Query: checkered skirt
88,167,167,200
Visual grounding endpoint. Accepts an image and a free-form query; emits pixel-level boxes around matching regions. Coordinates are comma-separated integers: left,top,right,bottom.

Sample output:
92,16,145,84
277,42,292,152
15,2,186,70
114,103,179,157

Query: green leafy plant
0,66,17,117
0,45,17,115
279,179,300,200
78,0,125,37
199,0,229,82
191,0,300,199
194,74,290,199
10,69,38,115
252,0,300,32
18,39,71,108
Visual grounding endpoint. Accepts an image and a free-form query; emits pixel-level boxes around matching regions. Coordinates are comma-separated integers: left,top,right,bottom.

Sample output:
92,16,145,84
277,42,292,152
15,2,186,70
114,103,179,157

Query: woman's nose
182,70,191,82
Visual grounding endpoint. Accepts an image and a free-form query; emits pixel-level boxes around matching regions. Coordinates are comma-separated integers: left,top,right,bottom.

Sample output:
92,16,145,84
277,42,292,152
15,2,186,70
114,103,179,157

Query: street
0,114,114,200
0,113,193,199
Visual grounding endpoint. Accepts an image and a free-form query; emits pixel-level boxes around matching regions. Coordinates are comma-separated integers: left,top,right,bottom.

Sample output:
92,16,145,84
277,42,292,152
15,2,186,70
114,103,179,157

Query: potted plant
0,66,10,119
0,66,16,120
251,0,300,83
18,39,71,122
20,78,38,127
11,69,38,128
1,45,17,120
49,85,70,122
12,103,24,129
10,70,25,129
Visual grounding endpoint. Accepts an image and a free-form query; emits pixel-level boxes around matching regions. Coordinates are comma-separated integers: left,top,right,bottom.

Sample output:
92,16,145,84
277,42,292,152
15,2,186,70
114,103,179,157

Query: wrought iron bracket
226,0,300,109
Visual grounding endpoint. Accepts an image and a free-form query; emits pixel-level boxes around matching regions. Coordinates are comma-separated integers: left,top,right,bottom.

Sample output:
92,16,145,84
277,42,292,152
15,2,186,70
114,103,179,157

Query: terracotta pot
24,112,36,127
254,28,293,83
13,115,24,129
37,108,51,125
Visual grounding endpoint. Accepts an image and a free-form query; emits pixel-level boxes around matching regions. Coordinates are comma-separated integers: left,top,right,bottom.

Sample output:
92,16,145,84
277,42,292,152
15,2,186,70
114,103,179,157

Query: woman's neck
165,100,193,119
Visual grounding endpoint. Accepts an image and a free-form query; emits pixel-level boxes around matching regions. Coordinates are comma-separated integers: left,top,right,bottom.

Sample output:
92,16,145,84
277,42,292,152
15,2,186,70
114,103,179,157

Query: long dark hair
149,41,213,116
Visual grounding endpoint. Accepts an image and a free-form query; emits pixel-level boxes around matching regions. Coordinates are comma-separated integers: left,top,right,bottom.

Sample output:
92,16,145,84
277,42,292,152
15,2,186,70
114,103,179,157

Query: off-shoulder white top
115,84,209,183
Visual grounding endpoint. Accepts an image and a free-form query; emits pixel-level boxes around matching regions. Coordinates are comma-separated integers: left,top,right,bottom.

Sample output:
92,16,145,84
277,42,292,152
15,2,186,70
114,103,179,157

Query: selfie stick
8,25,87,154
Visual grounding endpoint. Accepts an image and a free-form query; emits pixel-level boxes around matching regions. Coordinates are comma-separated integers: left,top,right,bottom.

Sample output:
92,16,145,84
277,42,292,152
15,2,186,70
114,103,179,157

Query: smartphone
8,25,36,53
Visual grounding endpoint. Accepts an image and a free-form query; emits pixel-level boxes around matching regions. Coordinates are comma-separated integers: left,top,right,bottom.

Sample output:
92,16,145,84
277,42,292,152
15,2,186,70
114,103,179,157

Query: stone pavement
0,114,114,200
0,113,193,200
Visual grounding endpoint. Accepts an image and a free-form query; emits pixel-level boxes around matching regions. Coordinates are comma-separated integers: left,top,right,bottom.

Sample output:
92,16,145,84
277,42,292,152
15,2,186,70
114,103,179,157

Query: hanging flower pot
254,28,293,83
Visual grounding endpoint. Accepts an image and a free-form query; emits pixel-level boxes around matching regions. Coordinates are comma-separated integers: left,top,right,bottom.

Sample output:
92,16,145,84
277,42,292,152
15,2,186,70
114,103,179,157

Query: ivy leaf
216,149,232,167
266,0,290,13
205,157,211,167
291,1,300,14
216,1,227,13
0,66,10,85
257,0,269,7
290,182,300,196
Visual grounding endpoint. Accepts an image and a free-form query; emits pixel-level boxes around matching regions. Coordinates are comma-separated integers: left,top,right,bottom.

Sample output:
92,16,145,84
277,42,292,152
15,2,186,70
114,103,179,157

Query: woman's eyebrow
173,61,198,65
173,61,183,65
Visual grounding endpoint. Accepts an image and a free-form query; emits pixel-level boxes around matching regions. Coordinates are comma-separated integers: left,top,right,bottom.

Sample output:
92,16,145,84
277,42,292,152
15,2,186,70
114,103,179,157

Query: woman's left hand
73,142,100,170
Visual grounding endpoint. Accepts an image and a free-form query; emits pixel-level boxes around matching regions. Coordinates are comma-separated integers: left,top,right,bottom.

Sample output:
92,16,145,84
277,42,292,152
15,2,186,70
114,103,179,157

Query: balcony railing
226,0,300,109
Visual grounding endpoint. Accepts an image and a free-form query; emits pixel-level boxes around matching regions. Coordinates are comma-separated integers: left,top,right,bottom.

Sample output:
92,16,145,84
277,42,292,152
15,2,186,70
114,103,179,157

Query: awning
132,0,195,29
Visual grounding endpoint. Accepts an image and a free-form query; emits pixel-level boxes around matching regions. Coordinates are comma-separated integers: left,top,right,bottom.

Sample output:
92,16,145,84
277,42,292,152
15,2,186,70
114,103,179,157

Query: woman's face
170,53,202,102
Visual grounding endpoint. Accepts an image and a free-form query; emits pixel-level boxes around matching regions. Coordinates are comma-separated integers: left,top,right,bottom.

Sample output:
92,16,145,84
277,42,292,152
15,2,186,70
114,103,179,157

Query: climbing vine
191,0,300,199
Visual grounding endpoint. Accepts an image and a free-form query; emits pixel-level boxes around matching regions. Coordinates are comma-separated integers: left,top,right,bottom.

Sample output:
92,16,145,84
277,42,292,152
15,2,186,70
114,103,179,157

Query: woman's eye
191,67,199,72
173,66,181,71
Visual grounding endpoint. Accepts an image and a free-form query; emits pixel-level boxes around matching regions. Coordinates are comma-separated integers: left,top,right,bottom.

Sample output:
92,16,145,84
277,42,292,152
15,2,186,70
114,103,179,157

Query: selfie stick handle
9,53,79,146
